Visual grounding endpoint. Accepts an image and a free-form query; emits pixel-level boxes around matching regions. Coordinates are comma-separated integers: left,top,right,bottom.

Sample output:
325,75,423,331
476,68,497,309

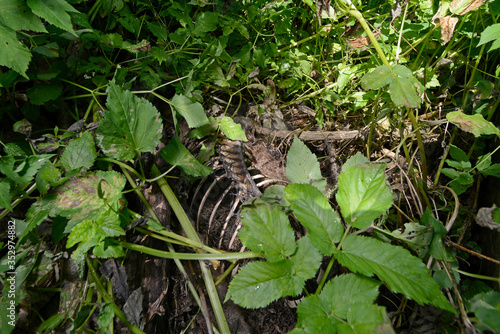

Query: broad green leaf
218,116,247,141
26,0,79,36
160,135,213,178
286,136,326,192
0,23,31,78
0,154,53,184
67,220,95,248
261,185,290,209
170,94,209,129
392,64,413,78
447,111,500,137
0,180,11,211
67,209,124,248
97,303,114,330
336,235,455,313
389,75,421,108
36,162,64,194
361,65,392,90
40,171,126,226
470,291,500,333
285,184,343,255
239,200,296,262
226,260,303,308
290,236,322,281
391,222,433,258
341,152,369,172
27,84,62,105
192,11,218,37
480,163,500,177
295,274,383,332
61,132,97,171
336,156,393,229
96,82,163,161
449,144,469,163
0,0,47,32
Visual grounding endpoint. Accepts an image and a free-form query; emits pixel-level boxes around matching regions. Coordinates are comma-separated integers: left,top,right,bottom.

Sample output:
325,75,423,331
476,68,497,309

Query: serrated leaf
26,0,79,36
218,116,247,141
336,235,455,313
226,260,303,308
447,111,500,137
295,274,383,332
97,303,114,330
239,200,296,262
286,136,326,192
290,236,323,281
96,82,163,161
285,184,343,255
361,65,392,90
0,180,12,211
160,135,212,178
4,143,26,156
170,94,209,129
336,156,393,229
0,154,53,185
40,171,125,226
36,162,64,194
67,220,95,248
0,23,31,78
61,132,96,171
389,75,421,108
192,11,218,37
0,0,47,32
391,223,433,258
27,82,62,104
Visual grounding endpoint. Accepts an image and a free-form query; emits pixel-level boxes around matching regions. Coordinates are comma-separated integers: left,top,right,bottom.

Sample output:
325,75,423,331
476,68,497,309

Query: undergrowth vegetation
1,0,500,333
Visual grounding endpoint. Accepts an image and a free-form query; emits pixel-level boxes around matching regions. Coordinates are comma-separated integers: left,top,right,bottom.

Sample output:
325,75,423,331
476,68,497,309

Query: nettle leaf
218,116,247,141
226,260,303,309
96,82,163,161
0,0,47,32
0,23,32,78
170,94,209,129
26,0,79,36
285,184,343,255
36,162,65,194
40,171,126,226
478,23,500,52
295,274,384,332
61,132,97,171
447,111,500,138
336,235,455,313
336,154,393,229
290,236,323,281
239,200,296,262
0,154,53,185
160,135,213,178
361,65,392,90
286,136,326,193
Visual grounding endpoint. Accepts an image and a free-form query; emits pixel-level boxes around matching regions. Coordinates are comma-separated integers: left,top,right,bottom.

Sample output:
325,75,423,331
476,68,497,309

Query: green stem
120,241,260,261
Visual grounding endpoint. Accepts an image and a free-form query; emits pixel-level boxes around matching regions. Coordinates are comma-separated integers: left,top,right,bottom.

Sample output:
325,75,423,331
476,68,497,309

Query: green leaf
286,136,326,192
97,303,114,330
449,144,469,163
170,94,209,129
389,75,421,108
40,171,126,226
96,82,163,161
60,132,97,171
67,220,95,248
391,222,433,258
285,184,343,255
67,209,124,248
0,0,47,32
336,155,393,229
27,84,62,105
160,135,213,178
0,23,31,78
295,274,384,332
470,291,500,333
226,260,303,308
239,200,296,262
478,23,500,50
218,116,247,141
361,65,392,90
0,154,53,184
290,236,323,281
0,180,12,211
36,162,64,194
192,11,219,37
421,208,451,261
336,235,455,313
447,111,500,137
26,0,79,36
480,163,500,177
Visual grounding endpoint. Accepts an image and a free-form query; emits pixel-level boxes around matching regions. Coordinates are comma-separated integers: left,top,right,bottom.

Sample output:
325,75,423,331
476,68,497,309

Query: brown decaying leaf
244,140,288,182
476,205,500,231
450,0,484,16
439,16,459,45
346,30,381,48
